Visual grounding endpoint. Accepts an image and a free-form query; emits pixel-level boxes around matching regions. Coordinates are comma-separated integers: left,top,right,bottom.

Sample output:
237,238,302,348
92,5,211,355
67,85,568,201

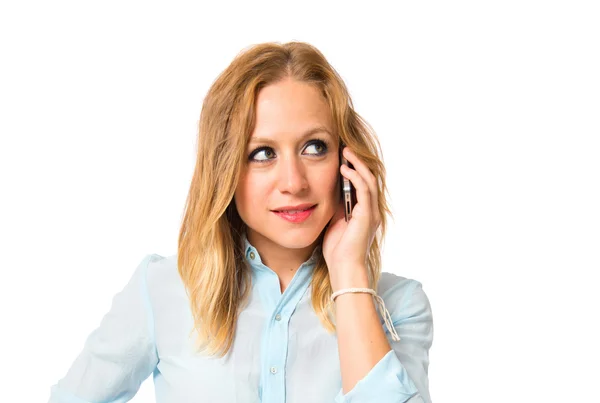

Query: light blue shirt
49,233,433,402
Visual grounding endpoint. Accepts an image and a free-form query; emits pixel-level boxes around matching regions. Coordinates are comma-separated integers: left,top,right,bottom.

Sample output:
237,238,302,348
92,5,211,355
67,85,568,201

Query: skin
235,77,392,395
234,77,341,293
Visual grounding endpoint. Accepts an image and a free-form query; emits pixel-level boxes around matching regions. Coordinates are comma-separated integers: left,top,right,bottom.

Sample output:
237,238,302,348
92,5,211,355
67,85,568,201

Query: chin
276,229,320,248
252,224,320,249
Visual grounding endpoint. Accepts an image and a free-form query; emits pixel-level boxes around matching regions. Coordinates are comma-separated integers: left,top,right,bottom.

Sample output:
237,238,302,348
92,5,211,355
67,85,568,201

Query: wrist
331,287,375,303
329,266,370,293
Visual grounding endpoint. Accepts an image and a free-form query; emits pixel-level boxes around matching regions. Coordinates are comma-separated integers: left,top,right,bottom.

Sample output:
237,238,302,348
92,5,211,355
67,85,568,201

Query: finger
342,147,377,190
340,163,371,213
342,147,379,221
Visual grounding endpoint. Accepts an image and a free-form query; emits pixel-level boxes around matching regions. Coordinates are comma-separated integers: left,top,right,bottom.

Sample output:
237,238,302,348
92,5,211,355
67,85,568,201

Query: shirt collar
241,231,322,312
241,231,321,273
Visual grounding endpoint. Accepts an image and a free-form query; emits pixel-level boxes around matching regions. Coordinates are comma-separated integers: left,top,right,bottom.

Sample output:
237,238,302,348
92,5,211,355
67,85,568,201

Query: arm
335,276,434,403
48,254,160,403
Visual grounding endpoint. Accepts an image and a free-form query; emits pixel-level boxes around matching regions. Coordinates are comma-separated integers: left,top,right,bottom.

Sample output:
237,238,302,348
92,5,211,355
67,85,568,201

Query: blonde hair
177,41,393,357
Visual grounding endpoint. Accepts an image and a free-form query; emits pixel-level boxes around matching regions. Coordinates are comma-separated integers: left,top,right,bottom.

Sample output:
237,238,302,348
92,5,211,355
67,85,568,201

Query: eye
305,140,326,155
250,147,275,162
248,139,329,163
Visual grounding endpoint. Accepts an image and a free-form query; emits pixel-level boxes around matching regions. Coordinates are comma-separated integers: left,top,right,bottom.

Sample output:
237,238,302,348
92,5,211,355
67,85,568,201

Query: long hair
177,41,393,357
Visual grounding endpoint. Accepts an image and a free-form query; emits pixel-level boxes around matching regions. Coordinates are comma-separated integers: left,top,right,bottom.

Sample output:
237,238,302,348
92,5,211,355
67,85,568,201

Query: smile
272,205,316,223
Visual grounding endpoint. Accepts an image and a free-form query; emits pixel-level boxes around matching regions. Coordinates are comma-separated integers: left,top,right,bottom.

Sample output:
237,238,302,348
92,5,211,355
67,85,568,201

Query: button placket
263,307,288,399
246,234,315,403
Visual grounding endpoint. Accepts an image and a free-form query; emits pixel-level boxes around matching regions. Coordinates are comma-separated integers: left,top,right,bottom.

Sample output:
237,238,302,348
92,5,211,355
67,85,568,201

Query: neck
245,229,320,278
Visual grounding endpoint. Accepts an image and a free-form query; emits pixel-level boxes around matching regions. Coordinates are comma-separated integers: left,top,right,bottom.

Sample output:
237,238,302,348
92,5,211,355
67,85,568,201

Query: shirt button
270,366,278,374
275,314,281,321
249,251,255,260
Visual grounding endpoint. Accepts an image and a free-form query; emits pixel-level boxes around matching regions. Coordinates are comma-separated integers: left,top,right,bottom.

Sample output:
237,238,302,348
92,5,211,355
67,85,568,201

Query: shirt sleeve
48,254,160,403
334,280,434,403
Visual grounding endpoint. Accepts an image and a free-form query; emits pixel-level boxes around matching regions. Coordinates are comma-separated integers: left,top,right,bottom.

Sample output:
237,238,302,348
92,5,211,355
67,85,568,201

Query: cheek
235,175,266,213
314,164,341,197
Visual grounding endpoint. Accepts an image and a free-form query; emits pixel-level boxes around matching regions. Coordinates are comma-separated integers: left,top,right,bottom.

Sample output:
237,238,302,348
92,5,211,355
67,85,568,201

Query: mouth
271,204,317,223
271,204,317,214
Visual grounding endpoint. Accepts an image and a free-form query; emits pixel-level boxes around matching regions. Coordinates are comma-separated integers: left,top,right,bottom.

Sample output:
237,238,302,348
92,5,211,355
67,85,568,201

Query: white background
1,1,598,402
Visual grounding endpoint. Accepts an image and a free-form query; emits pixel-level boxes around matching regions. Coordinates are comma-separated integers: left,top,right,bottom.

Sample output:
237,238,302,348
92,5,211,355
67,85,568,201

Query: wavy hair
177,41,393,357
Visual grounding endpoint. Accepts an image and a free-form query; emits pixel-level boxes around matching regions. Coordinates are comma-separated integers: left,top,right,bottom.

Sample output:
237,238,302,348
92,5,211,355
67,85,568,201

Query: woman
48,41,434,403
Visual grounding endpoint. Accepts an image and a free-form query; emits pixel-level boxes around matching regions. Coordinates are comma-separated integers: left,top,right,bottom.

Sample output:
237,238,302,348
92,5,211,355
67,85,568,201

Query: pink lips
272,205,316,223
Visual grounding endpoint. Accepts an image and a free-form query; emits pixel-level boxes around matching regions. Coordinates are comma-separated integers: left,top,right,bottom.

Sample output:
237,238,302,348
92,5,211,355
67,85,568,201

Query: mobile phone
339,143,357,222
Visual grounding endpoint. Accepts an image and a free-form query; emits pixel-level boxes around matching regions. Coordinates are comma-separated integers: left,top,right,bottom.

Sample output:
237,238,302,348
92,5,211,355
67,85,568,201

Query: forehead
250,79,333,141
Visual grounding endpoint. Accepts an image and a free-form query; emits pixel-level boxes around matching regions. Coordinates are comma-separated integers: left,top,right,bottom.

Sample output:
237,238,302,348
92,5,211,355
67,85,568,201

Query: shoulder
144,253,177,274
377,271,425,306
142,253,184,297
376,272,432,323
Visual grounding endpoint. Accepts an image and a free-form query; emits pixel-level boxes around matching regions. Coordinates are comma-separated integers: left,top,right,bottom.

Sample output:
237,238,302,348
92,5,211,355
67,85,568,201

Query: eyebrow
249,126,332,145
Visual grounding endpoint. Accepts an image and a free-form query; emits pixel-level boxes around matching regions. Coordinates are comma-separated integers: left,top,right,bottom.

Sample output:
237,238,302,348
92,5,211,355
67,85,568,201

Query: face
234,77,341,255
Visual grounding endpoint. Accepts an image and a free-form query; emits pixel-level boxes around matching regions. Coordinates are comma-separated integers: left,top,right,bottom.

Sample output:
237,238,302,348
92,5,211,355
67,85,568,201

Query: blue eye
248,139,329,163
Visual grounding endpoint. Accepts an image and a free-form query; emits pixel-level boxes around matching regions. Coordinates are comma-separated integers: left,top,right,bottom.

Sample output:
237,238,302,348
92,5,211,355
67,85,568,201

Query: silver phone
339,143,357,222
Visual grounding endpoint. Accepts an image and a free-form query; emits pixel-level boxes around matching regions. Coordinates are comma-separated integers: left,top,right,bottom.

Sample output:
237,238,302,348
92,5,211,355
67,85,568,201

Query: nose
276,155,309,194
